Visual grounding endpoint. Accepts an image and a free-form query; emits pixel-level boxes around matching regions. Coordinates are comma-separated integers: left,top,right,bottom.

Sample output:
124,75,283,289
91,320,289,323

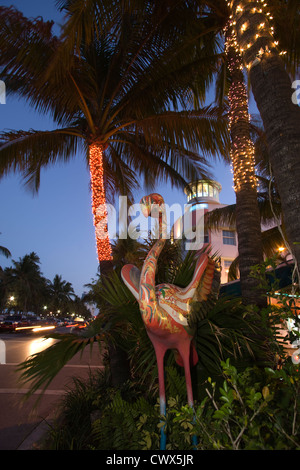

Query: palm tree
0,233,11,262
206,199,285,281
181,0,300,303
68,295,91,320
222,24,265,304
4,252,48,314
47,274,75,315
0,3,229,274
205,119,286,279
226,0,300,275
0,2,231,386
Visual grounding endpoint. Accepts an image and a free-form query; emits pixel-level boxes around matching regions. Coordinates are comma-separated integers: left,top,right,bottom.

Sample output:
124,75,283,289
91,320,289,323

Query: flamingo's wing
155,256,216,322
156,284,190,325
121,264,141,301
193,258,216,302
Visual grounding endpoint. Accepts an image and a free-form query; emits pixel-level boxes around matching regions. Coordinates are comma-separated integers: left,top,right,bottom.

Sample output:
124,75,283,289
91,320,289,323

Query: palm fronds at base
16,322,105,401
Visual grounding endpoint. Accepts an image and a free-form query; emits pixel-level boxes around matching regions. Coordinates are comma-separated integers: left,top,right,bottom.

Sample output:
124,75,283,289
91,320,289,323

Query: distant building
172,179,239,284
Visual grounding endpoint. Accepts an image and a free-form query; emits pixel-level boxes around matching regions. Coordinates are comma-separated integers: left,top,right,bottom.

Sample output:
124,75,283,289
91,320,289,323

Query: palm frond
189,295,263,373
205,203,236,231
17,326,104,401
124,106,230,160
214,55,230,107
106,131,211,195
55,0,117,53
261,226,285,258
0,246,11,259
227,226,285,281
0,128,83,192
205,191,282,231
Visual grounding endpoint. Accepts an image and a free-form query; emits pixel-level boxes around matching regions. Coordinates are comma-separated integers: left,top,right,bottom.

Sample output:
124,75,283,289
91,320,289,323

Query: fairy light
89,142,113,262
224,0,287,193
226,0,287,70
224,24,258,192
241,22,248,32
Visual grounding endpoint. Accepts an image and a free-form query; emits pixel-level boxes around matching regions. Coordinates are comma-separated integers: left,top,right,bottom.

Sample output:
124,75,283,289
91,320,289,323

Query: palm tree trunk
89,142,130,386
88,142,113,269
225,25,265,306
231,0,300,272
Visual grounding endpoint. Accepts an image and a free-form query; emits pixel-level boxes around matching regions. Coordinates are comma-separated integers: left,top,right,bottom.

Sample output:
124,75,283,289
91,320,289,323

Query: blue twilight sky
0,0,241,296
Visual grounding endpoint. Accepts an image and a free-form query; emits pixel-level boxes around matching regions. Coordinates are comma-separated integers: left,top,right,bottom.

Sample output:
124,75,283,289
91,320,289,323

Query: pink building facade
172,180,239,285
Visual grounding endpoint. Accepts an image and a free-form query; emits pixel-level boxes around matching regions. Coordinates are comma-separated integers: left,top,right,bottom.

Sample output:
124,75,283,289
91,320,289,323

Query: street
0,330,105,450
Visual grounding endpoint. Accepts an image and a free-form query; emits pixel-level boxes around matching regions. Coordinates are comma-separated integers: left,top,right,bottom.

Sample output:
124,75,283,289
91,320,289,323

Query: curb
17,409,58,450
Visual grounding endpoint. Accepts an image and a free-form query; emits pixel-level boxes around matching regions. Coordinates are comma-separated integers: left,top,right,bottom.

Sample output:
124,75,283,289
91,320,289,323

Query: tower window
204,229,210,244
223,230,236,245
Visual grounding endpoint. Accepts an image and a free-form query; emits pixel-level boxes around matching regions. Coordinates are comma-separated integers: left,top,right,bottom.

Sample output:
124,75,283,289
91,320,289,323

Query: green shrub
165,359,300,450
45,359,300,450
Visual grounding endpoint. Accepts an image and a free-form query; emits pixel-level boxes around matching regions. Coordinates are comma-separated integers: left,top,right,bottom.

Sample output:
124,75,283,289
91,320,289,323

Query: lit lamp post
7,295,16,313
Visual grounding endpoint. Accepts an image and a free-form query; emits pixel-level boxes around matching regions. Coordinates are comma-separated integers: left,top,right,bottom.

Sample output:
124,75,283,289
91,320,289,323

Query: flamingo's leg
150,336,167,450
178,341,198,448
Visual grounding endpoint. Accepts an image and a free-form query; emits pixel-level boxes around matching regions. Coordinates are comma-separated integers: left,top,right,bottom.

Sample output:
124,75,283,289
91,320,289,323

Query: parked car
0,317,19,333
0,315,33,333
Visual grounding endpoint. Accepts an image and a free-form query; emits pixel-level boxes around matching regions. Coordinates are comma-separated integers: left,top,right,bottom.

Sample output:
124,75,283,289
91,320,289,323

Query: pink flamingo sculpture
121,194,215,449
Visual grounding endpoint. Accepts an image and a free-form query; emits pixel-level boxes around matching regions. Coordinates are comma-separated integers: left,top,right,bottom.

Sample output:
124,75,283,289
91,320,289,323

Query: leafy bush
31,253,300,450
44,358,300,450
183,359,300,450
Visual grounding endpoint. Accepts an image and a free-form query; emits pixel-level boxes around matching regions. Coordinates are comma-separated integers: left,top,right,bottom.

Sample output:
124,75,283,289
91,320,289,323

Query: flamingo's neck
139,210,167,320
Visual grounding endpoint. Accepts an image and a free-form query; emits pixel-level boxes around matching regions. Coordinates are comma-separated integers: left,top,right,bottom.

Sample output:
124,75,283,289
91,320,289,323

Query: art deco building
172,179,239,284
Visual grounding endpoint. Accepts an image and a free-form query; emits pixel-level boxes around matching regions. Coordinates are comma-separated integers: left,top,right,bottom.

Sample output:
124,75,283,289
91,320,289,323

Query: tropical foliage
230,0,300,272
14,234,298,449
42,355,300,450
0,233,11,262
16,237,272,397
205,118,287,280
0,0,300,450
0,1,230,268
0,251,89,318
47,274,75,315
39,253,300,450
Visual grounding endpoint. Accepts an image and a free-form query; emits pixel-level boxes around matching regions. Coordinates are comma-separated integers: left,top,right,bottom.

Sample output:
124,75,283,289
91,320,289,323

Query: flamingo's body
121,194,215,449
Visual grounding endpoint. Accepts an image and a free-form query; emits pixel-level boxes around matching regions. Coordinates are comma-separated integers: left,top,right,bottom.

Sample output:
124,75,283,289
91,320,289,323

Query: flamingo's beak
140,196,151,217
140,193,164,218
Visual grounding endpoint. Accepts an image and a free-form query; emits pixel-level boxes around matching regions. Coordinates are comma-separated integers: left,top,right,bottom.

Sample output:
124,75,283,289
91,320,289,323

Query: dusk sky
0,0,240,297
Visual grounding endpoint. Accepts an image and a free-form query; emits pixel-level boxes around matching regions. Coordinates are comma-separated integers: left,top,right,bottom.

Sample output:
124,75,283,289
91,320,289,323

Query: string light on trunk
89,142,113,262
225,0,287,70
224,24,258,192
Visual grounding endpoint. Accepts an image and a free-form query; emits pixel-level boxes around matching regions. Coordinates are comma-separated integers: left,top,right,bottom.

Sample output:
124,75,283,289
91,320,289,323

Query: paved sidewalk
0,334,105,450
0,388,64,450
